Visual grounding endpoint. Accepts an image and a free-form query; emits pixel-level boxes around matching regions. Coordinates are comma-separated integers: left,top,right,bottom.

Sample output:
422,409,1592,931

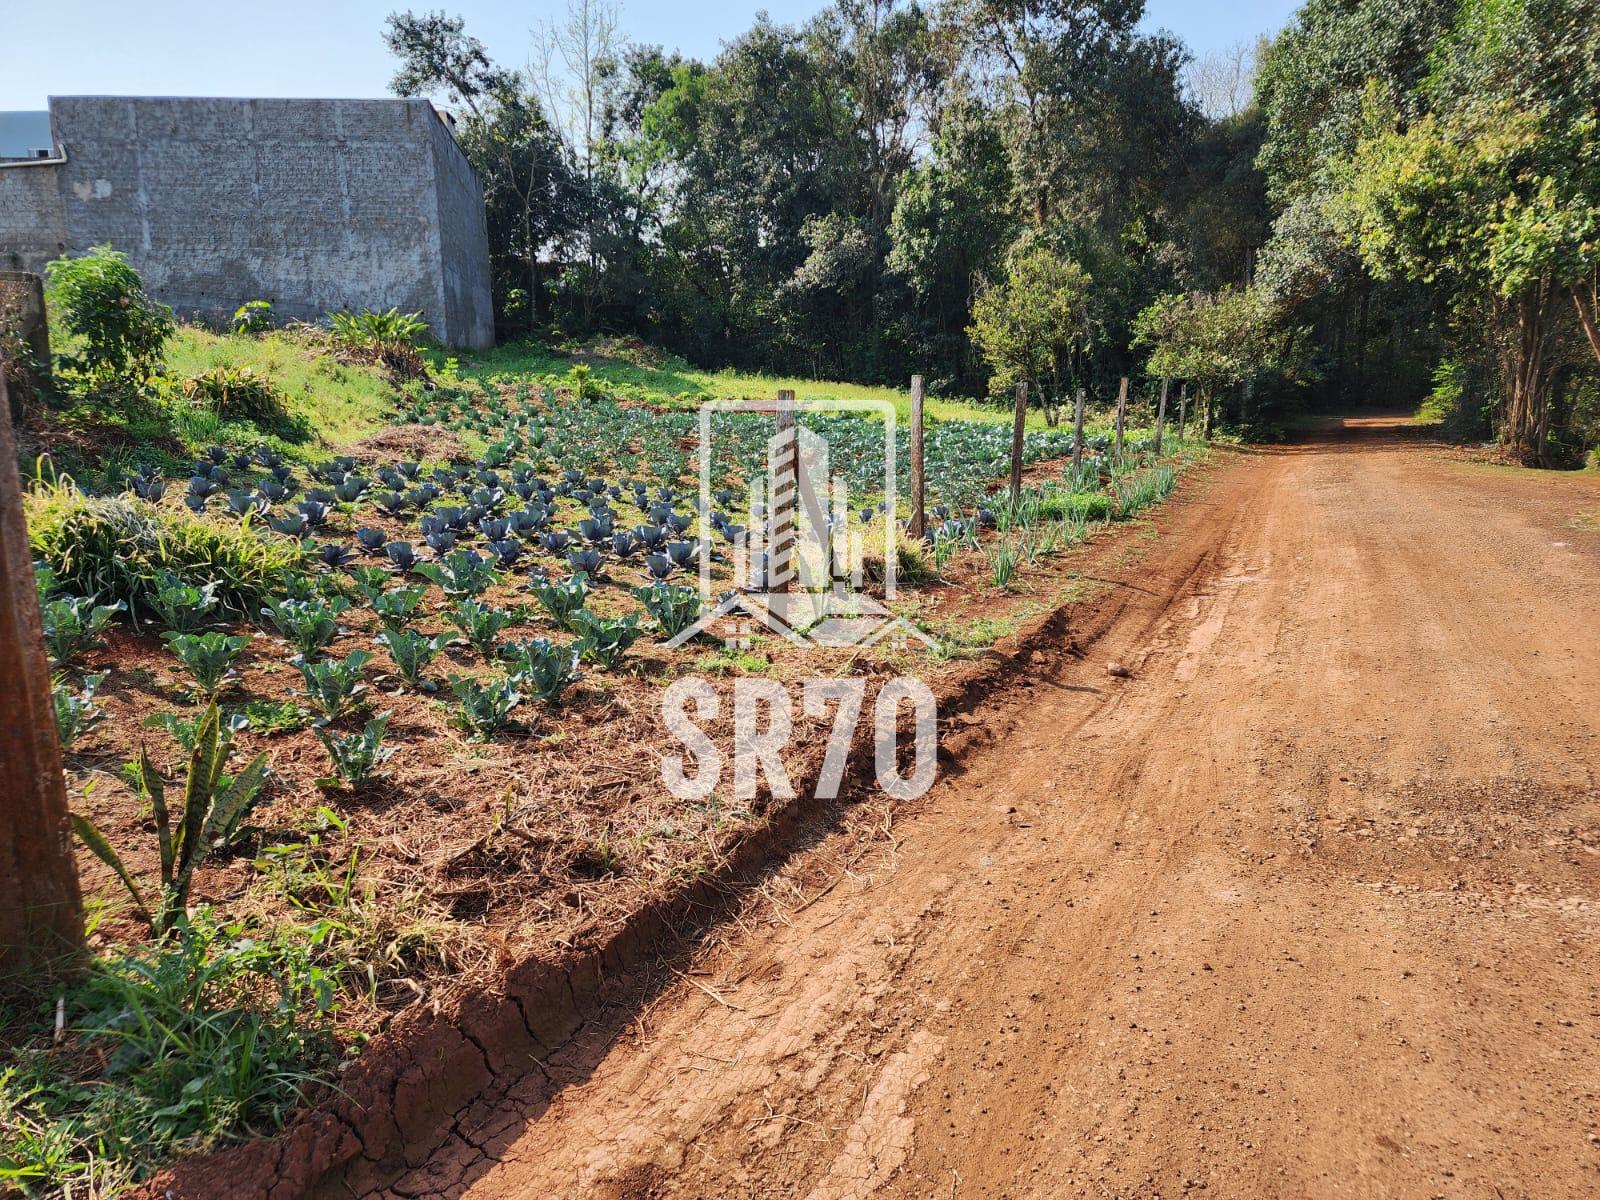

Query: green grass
444,338,1073,430
163,327,397,452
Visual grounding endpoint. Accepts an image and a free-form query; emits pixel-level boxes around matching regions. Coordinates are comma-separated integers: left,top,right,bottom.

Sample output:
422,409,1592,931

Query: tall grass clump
25,478,302,620
1111,466,1177,519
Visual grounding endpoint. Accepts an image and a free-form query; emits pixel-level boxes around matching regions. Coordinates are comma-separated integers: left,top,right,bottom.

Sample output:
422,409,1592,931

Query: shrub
44,245,174,389
314,713,394,787
26,480,302,620
72,702,269,935
328,308,429,381
180,365,287,424
231,300,273,335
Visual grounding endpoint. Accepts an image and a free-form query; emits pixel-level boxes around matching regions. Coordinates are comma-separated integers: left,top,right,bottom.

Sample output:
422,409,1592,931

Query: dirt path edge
136,462,1226,1200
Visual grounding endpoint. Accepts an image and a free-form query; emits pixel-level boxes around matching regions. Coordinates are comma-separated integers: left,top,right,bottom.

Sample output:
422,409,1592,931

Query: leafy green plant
40,594,123,666
1112,466,1176,518
44,245,175,389
53,671,107,750
415,550,500,597
295,650,371,719
503,638,581,703
985,538,1020,588
26,481,302,620
0,912,337,1197
233,698,309,736
72,702,269,935
314,713,395,787
632,583,702,640
231,299,273,334
448,674,521,740
530,572,590,626
141,709,248,755
370,583,431,633
261,596,348,656
568,610,643,669
329,307,428,351
147,570,221,633
375,628,451,688
445,598,514,659
180,365,286,424
163,631,250,695
345,565,392,603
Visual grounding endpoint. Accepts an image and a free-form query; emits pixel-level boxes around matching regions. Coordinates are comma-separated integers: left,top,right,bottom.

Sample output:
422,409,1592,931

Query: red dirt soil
370,417,1600,1200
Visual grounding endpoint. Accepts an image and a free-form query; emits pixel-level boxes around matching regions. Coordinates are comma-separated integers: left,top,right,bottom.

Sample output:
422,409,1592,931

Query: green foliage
568,610,643,669
39,594,122,666
44,245,175,390
0,913,336,1196
329,308,429,352
164,631,251,695
72,702,270,935
567,363,604,400
632,583,702,640
371,584,432,634
26,481,302,620
414,550,500,596
444,598,515,659
180,364,287,425
295,651,372,720
375,628,451,688
261,596,348,656
502,638,581,703
231,300,273,335
52,671,106,751
448,674,521,739
1112,467,1178,518
314,713,395,787
969,239,1098,425
147,570,221,633
985,538,1019,588
529,571,591,626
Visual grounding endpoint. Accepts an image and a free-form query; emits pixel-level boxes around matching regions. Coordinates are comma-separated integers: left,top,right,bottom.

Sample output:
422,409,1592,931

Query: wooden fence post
1072,388,1086,481
769,389,797,594
1154,378,1169,456
908,374,925,541
0,368,84,984
1114,377,1128,463
1009,381,1027,508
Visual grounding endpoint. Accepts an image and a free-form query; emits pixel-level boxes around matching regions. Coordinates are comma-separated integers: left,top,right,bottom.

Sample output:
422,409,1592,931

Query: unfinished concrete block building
0,97,494,348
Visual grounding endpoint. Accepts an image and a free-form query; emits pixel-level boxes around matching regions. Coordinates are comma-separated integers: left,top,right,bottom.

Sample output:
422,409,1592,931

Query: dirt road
391,419,1600,1200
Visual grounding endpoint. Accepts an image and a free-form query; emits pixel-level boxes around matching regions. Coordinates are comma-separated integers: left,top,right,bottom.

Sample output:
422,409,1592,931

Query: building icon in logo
667,395,936,651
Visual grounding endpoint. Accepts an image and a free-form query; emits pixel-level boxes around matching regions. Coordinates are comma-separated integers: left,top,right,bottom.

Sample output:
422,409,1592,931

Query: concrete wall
0,161,67,273
425,112,496,350
0,96,494,348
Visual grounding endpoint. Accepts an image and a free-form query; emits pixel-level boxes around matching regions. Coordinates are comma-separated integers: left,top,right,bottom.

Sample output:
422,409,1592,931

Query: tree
969,239,1098,425
386,11,579,333
1339,0,1600,463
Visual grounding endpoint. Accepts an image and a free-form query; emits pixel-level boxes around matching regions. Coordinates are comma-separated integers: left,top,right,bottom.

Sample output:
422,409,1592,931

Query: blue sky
2,1,1298,111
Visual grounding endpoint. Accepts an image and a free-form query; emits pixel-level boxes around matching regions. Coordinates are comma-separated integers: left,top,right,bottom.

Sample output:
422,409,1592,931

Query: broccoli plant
164,631,251,695
147,571,220,633
371,584,431,635
53,671,107,750
261,595,349,655
569,610,643,669
295,650,372,719
414,549,500,597
632,584,703,641
448,674,521,740
503,638,581,704
72,701,269,935
375,628,451,689
445,598,515,659
530,572,590,627
41,595,123,666
315,713,395,787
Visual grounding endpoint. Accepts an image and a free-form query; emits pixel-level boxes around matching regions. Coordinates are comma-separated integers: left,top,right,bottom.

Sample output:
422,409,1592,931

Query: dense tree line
386,0,1600,464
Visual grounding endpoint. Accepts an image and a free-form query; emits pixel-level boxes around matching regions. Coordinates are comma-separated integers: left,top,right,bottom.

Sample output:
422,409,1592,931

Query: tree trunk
1572,278,1600,367
0,369,84,987
1497,282,1560,466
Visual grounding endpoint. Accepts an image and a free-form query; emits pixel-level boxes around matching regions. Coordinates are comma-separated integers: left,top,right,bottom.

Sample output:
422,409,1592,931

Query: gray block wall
0,162,67,274
0,97,493,348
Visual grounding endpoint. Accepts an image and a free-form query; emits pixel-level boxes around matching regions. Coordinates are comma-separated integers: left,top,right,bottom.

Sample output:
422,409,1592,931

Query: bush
231,300,273,335
180,365,287,424
328,308,429,381
44,245,174,390
25,478,302,620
